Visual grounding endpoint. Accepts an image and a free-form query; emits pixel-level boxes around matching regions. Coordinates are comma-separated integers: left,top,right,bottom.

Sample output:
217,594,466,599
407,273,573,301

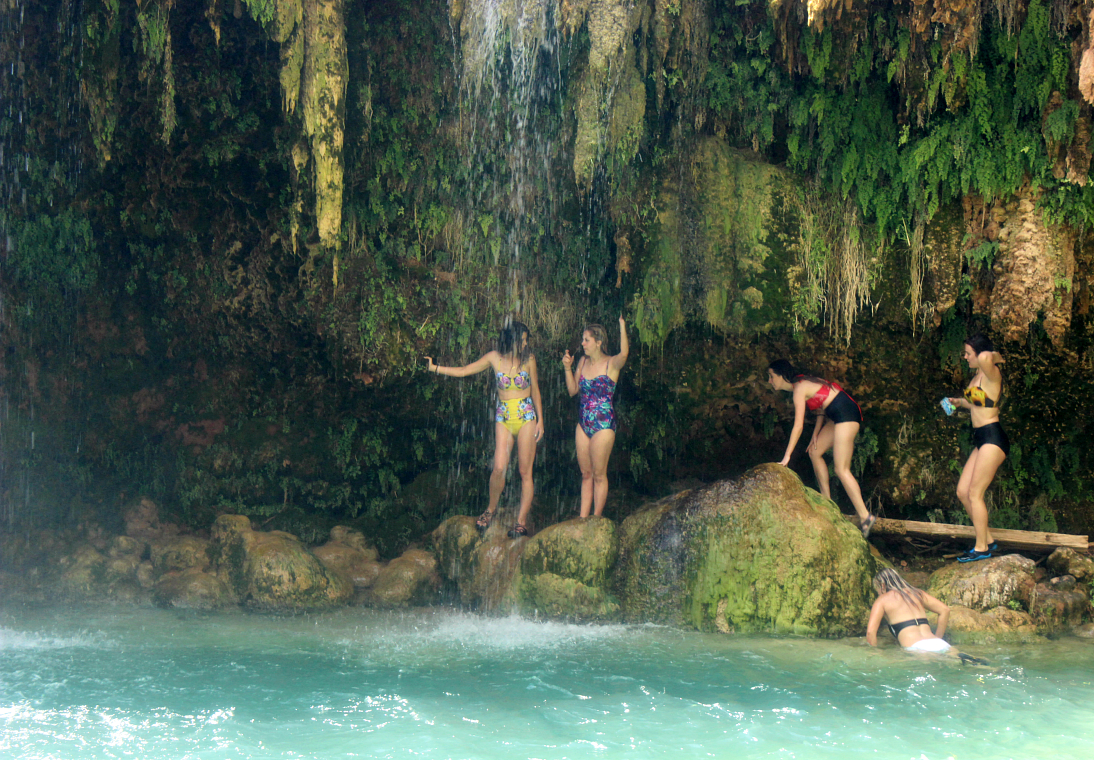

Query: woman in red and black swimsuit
767,359,876,537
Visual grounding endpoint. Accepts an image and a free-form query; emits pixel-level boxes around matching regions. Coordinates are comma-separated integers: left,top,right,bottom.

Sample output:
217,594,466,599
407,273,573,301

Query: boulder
515,517,620,621
1028,576,1090,632
1074,622,1094,638
946,604,1040,643
615,464,876,635
58,545,107,597
366,549,440,607
151,536,211,576
1046,547,1094,583
153,567,234,610
432,516,527,609
313,527,382,588
208,514,353,612
928,554,1036,611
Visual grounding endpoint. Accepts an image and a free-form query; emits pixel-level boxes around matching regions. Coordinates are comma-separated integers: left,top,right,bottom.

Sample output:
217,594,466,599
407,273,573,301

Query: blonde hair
583,323,608,352
873,568,926,610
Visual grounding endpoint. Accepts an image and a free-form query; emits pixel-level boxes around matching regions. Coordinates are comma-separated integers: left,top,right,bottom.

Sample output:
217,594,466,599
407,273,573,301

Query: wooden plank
846,516,1089,554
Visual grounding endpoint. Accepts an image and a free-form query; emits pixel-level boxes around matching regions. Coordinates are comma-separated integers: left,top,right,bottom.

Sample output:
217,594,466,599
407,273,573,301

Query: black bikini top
888,618,929,638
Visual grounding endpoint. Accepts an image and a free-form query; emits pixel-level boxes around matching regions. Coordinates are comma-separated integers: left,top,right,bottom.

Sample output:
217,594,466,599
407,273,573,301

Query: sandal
475,510,495,530
507,523,528,539
860,514,877,540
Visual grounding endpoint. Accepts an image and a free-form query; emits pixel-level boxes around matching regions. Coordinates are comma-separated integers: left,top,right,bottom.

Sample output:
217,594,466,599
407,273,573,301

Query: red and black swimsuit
801,378,863,424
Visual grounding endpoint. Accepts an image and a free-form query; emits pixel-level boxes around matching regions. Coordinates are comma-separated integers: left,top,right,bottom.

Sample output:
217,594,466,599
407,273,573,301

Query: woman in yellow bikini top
947,333,1007,563
424,319,544,538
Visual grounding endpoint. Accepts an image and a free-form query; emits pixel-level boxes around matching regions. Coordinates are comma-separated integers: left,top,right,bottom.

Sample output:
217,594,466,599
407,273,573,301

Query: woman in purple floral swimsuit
562,316,629,517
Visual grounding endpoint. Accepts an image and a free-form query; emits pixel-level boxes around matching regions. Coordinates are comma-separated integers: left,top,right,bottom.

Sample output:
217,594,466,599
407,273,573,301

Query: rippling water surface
1,603,1092,759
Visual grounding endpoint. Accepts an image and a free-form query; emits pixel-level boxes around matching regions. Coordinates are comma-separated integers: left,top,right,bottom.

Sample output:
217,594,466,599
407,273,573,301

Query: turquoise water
1,605,1092,759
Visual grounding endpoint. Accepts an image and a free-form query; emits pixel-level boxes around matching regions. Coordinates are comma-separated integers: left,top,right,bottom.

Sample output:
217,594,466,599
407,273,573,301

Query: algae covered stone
516,516,620,621
615,463,875,635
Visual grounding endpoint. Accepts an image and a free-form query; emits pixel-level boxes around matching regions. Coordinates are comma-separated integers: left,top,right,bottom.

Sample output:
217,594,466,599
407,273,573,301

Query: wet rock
515,517,620,622
1029,579,1090,633
108,536,146,559
153,567,234,610
208,514,352,612
123,498,179,541
1047,547,1094,583
313,528,382,588
928,554,1036,611
615,463,876,635
431,516,484,599
946,605,1041,644
431,516,527,609
1074,622,1094,638
366,549,440,608
58,545,107,597
151,536,211,576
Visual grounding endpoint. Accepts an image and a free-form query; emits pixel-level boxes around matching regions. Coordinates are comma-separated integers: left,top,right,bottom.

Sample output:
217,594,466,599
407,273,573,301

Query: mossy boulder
431,515,525,609
208,514,353,612
515,517,620,621
1047,547,1094,583
945,605,1041,644
57,545,108,598
1028,576,1090,633
150,536,211,576
615,463,875,635
313,527,382,588
366,549,440,608
152,567,234,610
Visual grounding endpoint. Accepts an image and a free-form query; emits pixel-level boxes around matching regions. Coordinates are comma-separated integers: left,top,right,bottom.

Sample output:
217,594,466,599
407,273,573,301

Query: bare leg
830,421,869,520
588,429,617,516
513,420,538,528
575,425,594,517
957,445,1005,551
808,421,835,499
488,422,515,514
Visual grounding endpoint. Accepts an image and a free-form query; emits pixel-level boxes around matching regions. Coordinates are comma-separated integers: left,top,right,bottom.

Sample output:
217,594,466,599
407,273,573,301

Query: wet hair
497,319,531,366
873,568,925,610
583,323,608,353
964,333,995,355
768,359,823,385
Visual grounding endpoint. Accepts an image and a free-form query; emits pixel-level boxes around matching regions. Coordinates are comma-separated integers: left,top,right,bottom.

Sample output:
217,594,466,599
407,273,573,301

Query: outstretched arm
610,316,629,372
779,385,809,466
426,351,496,378
921,592,950,639
866,598,886,647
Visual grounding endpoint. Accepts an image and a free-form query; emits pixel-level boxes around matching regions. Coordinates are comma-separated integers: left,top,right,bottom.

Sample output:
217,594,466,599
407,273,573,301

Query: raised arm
528,355,545,440
562,351,579,397
978,350,1003,383
426,351,496,378
779,384,809,466
609,316,629,372
865,597,886,647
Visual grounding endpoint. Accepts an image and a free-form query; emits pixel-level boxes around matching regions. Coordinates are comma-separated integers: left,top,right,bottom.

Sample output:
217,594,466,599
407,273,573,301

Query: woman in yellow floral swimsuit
426,320,544,538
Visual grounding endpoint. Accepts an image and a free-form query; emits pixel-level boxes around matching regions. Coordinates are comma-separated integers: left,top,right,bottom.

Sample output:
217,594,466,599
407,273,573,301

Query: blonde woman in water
866,568,951,653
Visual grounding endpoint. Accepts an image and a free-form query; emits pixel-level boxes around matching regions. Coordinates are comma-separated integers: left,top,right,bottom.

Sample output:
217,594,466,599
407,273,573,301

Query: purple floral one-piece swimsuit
578,374,616,437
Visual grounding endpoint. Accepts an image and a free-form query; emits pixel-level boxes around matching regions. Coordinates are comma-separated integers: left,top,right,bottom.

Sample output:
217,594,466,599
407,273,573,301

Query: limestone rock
151,536,211,576
516,517,620,621
928,554,1036,611
1029,577,1090,632
946,604,1040,643
366,549,440,608
313,529,382,588
615,463,876,635
58,545,107,598
1047,547,1094,583
209,514,352,612
1074,622,1094,638
153,567,234,610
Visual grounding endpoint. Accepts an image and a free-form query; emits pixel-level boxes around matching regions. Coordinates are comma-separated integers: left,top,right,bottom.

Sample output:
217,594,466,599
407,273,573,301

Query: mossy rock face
57,546,108,598
431,515,526,609
515,517,621,622
615,464,875,635
312,537,382,588
945,605,1042,645
208,514,352,612
431,516,484,600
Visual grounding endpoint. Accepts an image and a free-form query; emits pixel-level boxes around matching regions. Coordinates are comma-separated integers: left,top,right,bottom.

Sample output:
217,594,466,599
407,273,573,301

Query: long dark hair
497,319,531,366
873,568,926,611
768,359,823,385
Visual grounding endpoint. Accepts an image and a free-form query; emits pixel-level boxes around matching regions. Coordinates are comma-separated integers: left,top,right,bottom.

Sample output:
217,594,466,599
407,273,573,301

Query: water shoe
957,548,993,563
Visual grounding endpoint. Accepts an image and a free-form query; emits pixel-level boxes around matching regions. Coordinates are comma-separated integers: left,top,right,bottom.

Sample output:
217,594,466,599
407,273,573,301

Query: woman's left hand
535,421,544,442
778,454,791,467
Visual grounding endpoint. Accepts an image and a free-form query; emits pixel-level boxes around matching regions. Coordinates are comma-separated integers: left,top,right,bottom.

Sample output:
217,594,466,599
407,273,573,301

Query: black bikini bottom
972,421,1009,456
825,391,863,425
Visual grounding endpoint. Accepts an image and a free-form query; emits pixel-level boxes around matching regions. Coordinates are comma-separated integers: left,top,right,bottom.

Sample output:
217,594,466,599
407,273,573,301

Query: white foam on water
0,625,110,651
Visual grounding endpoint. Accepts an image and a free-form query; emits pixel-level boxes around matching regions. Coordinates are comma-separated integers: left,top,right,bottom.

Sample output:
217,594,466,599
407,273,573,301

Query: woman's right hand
562,350,573,370
425,356,437,373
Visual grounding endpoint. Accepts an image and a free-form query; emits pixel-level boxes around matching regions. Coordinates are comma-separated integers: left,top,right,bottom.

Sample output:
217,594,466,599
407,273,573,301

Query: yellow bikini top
963,376,1003,408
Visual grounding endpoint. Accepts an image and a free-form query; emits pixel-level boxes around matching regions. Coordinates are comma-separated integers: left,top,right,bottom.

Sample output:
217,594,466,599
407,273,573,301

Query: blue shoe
988,541,999,553
958,548,994,563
